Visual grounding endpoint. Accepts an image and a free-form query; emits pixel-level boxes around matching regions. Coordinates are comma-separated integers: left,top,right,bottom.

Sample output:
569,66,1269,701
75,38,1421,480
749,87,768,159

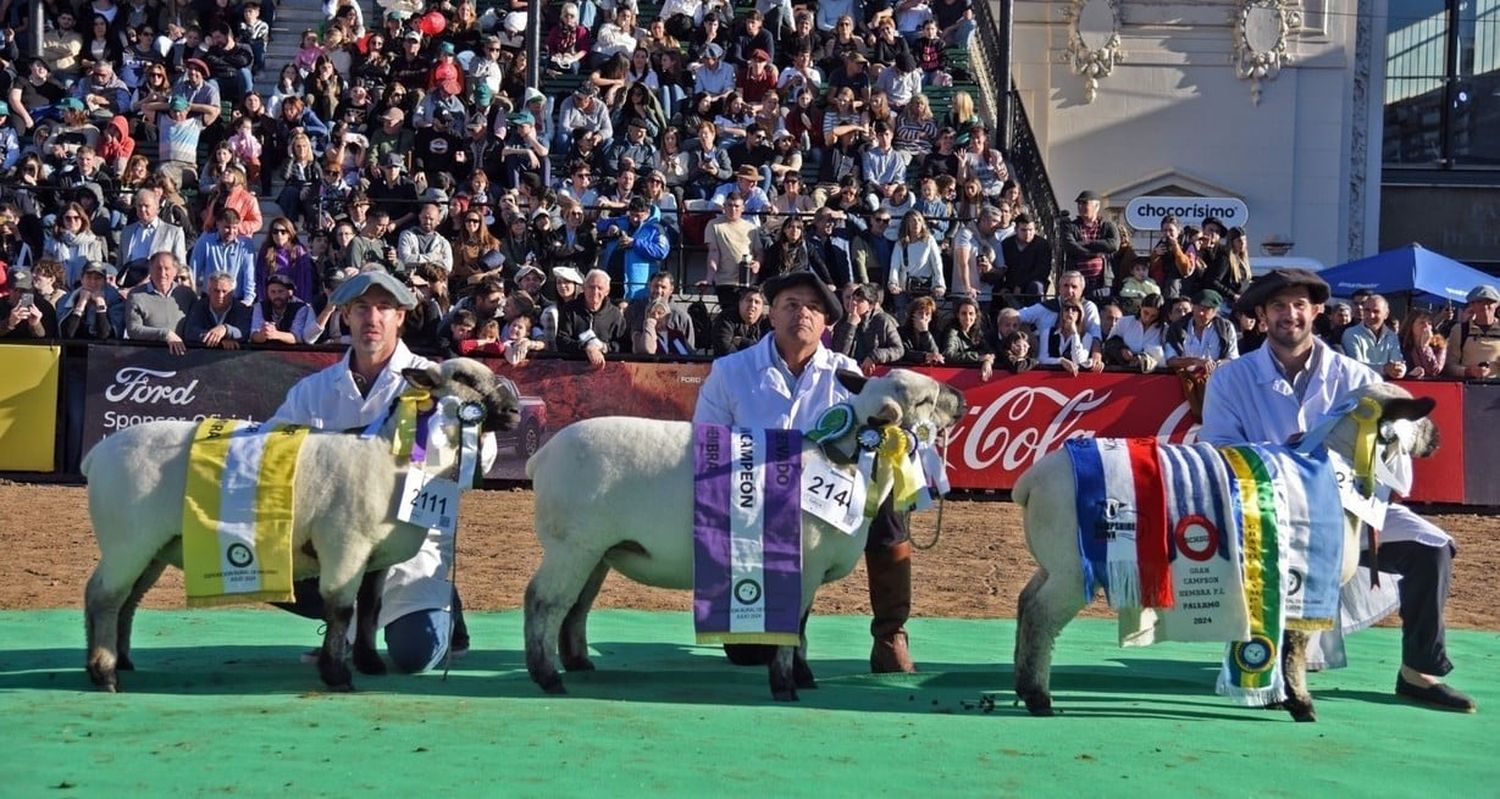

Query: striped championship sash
181,418,309,607
1066,438,1173,609
692,425,804,647
1217,445,1287,705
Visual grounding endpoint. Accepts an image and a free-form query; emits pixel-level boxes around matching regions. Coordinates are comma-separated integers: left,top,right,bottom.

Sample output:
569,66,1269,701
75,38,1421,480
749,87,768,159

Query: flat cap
762,271,843,326
329,270,418,308
1235,268,1331,314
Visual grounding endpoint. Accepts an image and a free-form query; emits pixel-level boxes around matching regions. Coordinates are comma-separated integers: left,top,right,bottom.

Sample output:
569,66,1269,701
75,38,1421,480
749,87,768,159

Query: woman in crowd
452,207,505,295
888,210,945,314
499,212,541,272
201,167,263,238
278,131,321,227
199,143,241,196
1104,292,1167,372
615,82,667,139
130,61,173,140
943,296,995,380
44,202,108,287
32,259,69,308
80,15,124,73
305,54,345,123
258,217,318,301
898,295,944,365
640,171,680,243
146,171,197,242
761,215,809,283
1041,301,1102,376
893,93,938,155
268,64,304,117
1401,308,1448,379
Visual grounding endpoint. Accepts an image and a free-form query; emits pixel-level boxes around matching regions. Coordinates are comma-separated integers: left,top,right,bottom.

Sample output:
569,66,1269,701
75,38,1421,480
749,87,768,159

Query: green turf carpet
1,610,1494,797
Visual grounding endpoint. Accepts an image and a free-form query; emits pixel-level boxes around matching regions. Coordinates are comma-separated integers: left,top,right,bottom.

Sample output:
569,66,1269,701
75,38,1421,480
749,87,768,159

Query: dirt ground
3,482,1496,630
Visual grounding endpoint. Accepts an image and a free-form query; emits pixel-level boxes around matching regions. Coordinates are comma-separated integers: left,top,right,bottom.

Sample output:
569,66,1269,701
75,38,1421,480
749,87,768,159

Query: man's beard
1266,318,1312,350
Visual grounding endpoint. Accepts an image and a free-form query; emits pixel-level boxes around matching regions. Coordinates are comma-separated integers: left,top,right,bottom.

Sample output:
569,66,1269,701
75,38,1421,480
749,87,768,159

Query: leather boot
867,541,917,673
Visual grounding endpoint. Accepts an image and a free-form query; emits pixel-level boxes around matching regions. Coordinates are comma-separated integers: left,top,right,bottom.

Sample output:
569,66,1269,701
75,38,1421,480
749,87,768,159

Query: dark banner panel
63,344,1486,503
1463,384,1500,506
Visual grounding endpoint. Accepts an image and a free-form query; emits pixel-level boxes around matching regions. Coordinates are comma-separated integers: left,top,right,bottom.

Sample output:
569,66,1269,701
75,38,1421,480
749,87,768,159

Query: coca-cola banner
919,367,1467,503
82,345,340,455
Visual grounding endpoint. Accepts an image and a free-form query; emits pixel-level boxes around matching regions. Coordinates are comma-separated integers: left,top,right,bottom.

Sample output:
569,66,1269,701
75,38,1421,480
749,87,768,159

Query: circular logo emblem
458,401,486,424
1173,515,1220,562
1287,568,1304,597
810,404,854,443
910,420,937,446
226,543,255,569
733,579,762,605
1234,634,1276,673
857,427,884,452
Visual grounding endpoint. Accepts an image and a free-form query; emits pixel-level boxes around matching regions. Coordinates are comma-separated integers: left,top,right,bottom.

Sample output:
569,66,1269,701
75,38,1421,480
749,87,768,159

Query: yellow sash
181,418,309,607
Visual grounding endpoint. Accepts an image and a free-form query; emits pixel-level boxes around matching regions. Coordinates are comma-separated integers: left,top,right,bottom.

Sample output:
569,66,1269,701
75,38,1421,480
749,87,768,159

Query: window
1384,0,1500,166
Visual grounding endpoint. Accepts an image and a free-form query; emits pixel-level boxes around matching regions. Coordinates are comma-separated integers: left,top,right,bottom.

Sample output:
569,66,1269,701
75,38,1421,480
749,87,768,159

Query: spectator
1104,292,1166,372
887,210,946,313
203,22,255,104
999,212,1051,307
1062,189,1120,300
711,286,769,355
598,197,672,301
30,260,68,310
710,164,773,219
832,282,904,373
451,208,504,296
540,266,585,344
1444,284,1499,379
0,268,59,339
556,83,613,156
400,269,446,355
1039,301,1101,376
185,271,254,349
201,167,264,238
74,62,131,121
57,261,125,340
806,206,856,290
942,296,995,380
896,295,943,365
762,215,811,283
43,12,86,81
117,188,188,289
189,210,257,305
951,204,1007,308
258,219,318,302
166,58,222,126
704,191,764,309
250,273,312,345
498,213,544,275
630,273,697,355
556,269,630,367
546,3,590,73
1319,299,1354,351
1400,309,1447,380
126,251,196,355
1343,293,1406,379
398,203,455,277
45,202,109,288
1165,289,1239,374
693,43,737,103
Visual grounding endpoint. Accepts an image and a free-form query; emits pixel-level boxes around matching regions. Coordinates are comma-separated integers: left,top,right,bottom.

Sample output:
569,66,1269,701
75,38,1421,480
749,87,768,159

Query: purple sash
692,425,804,646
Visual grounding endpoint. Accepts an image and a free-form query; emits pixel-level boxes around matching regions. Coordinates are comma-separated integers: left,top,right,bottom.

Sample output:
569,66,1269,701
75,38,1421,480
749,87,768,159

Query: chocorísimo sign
1125,196,1249,230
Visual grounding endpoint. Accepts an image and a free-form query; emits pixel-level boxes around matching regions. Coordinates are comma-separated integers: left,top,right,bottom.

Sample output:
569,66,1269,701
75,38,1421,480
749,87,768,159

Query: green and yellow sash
181,418,309,607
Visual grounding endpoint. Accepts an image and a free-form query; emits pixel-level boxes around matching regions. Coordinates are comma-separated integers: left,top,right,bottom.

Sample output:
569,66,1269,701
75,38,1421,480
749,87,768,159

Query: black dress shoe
1395,676,1477,713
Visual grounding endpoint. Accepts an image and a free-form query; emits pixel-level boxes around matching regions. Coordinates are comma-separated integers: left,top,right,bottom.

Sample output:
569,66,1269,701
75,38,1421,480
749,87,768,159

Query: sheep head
401,358,522,434
1320,382,1439,468
836,369,967,433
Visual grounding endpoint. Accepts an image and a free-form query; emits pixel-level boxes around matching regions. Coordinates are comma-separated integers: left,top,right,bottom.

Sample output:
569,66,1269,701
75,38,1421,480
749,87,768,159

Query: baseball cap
702,43,724,59
0,101,10,116
516,263,546,283
404,29,422,41
329,270,417,308
507,110,535,126
1193,289,1224,308
59,97,87,112
1075,190,1101,203
266,273,297,289
82,261,117,278
383,152,404,168
169,95,190,112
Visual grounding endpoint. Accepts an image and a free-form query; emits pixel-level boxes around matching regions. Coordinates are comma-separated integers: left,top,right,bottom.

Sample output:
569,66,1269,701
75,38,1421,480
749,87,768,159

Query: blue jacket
189,234,258,304
596,212,670,300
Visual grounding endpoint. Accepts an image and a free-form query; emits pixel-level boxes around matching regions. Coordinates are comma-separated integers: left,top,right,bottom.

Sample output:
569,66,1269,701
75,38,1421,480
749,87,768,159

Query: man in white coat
1199,268,1474,712
267,271,475,673
695,272,922,673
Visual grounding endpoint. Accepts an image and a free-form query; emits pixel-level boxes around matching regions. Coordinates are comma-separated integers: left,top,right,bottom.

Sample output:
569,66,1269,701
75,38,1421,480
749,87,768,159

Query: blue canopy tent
1318,244,1493,305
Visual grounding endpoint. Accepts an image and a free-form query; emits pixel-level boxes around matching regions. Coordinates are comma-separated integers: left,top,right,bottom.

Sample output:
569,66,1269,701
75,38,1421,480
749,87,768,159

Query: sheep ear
1382,396,1436,422
402,366,443,390
837,370,868,395
867,398,902,427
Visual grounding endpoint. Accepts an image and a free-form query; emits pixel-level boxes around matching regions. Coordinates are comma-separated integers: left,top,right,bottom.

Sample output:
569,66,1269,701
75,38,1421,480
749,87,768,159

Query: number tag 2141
397,468,460,535
801,456,868,535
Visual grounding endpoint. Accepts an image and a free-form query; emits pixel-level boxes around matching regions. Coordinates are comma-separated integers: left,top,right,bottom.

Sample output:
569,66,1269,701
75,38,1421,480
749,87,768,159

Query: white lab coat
693,334,859,429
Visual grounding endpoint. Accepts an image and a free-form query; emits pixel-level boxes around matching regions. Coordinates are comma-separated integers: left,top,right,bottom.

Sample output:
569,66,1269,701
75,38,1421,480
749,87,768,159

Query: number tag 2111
398,468,460,535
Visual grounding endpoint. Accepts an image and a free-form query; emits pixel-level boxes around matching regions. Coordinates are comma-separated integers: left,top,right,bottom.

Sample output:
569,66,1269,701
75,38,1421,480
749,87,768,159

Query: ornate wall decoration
1346,0,1373,262
1233,0,1302,104
1064,0,1123,103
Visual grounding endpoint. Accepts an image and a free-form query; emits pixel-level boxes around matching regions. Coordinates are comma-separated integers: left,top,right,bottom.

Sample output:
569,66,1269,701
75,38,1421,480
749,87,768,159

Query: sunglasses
272,228,292,234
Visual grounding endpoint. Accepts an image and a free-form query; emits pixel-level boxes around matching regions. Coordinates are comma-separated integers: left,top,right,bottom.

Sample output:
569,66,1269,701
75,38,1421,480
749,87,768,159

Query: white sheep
81,358,521,693
1012,383,1438,721
522,369,966,701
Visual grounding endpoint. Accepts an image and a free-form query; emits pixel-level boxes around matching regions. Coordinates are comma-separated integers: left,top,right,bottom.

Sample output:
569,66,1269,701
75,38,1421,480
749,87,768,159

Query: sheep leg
1281,630,1317,723
115,559,169,672
84,569,130,693
1014,568,1086,717
318,602,357,691
559,561,610,672
525,551,603,694
351,570,387,676
768,645,799,701
792,609,816,690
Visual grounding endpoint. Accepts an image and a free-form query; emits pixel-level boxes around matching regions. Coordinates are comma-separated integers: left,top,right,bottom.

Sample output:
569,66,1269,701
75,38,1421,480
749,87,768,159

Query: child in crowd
294,29,323,76
1118,258,1160,302
502,314,545,365
240,2,271,74
444,309,479,355
226,117,263,185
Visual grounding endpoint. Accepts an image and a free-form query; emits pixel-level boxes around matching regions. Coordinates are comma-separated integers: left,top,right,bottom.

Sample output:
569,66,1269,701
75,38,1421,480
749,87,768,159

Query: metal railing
971,0,1065,286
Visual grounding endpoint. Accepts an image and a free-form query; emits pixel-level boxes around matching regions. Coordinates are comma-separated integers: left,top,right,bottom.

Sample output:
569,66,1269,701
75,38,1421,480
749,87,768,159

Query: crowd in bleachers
0,0,1495,382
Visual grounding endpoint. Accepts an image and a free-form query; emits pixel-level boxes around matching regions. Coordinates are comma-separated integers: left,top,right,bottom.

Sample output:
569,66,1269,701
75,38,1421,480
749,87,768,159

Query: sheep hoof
352,649,387,676
771,687,800,702
562,656,596,672
537,676,568,695
318,657,354,691
793,660,817,690
1019,690,1055,717
90,673,119,693
1284,699,1317,723
116,655,135,671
